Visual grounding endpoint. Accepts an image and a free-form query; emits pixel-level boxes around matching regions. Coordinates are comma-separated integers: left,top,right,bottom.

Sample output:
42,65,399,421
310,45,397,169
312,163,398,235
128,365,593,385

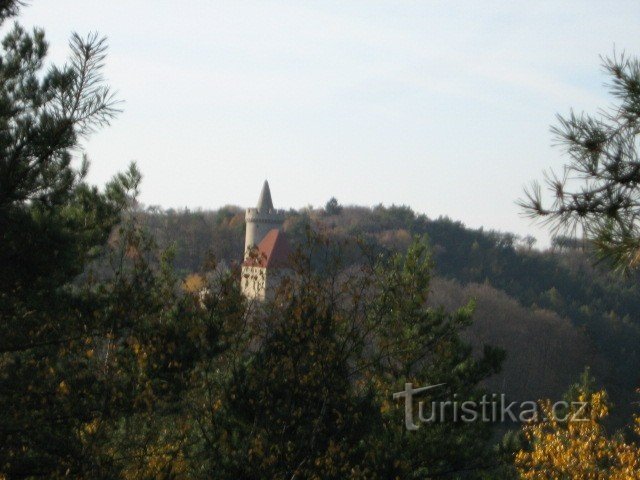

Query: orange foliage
182,273,205,293
516,389,640,479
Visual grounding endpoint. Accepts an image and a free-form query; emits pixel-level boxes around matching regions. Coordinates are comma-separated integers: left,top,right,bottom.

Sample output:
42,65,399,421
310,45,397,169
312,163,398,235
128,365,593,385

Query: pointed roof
243,228,292,269
257,180,274,212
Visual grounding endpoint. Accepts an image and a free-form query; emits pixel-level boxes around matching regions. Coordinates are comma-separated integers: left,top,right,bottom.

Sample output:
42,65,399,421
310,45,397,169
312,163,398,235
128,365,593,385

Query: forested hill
140,202,640,424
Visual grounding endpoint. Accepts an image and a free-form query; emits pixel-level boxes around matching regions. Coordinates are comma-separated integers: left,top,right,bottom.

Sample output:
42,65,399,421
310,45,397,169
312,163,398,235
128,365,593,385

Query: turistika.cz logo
392,383,588,431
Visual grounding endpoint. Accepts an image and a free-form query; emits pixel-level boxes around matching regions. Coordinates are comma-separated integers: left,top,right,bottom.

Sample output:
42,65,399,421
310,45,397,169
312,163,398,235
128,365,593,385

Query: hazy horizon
16,1,640,245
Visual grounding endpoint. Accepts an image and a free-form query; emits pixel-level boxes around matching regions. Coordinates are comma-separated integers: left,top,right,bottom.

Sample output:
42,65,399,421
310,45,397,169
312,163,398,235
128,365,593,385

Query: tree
324,196,343,215
521,235,537,251
0,1,131,475
520,53,640,273
515,372,640,479
551,235,582,252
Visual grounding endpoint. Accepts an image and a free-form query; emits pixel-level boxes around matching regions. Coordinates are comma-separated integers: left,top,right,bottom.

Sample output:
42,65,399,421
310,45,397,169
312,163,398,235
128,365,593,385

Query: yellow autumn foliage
182,273,205,293
57,380,70,396
515,389,640,479
121,440,187,480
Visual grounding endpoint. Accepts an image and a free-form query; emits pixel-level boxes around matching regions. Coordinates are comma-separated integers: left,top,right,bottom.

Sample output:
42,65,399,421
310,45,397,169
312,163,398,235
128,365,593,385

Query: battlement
245,207,286,223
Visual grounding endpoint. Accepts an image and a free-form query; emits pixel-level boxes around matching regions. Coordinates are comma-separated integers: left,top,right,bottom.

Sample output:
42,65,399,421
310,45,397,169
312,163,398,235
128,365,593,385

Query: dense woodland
140,202,640,425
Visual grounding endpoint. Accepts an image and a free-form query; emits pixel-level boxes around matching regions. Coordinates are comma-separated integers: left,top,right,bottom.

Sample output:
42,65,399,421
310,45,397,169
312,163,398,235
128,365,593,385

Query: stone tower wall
244,208,285,256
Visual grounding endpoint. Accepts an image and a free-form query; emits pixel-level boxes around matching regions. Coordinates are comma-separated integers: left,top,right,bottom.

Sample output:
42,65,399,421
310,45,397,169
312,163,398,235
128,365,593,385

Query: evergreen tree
0,1,129,475
324,196,343,215
520,53,640,273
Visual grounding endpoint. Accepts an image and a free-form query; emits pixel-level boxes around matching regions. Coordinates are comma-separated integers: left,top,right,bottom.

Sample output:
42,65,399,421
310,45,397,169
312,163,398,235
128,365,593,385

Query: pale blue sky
17,1,640,244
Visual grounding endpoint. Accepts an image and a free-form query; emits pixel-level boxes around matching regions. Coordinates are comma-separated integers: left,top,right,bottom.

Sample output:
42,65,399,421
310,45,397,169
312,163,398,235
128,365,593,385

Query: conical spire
256,180,274,212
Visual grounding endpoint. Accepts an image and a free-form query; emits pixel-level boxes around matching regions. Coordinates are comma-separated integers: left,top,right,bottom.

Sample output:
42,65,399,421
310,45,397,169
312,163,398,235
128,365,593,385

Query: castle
241,181,292,300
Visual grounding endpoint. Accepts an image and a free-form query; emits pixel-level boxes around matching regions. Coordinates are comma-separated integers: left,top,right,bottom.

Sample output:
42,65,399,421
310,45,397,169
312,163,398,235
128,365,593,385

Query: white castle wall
244,207,285,256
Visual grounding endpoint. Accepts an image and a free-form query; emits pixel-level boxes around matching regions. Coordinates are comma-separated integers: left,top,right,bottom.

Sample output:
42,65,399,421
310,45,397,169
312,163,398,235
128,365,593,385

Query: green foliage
520,52,640,274
182,235,504,479
0,1,127,474
324,196,343,215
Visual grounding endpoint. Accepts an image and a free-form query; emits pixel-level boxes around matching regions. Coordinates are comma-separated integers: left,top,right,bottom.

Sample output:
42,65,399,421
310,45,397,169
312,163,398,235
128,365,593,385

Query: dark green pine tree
0,4,240,476
520,52,640,273
364,239,506,479
0,1,127,476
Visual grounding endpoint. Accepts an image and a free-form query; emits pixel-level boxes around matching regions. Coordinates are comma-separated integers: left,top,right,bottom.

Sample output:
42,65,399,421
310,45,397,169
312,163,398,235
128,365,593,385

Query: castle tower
244,180,285,258
242,181,290,301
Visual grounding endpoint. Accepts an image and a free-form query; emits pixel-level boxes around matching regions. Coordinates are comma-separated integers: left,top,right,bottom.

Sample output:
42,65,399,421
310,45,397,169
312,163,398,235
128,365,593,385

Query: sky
15,1,640,245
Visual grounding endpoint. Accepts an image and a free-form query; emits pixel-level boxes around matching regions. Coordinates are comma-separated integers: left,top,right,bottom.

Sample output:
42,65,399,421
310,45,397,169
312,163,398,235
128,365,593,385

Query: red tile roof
243,229,292,268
